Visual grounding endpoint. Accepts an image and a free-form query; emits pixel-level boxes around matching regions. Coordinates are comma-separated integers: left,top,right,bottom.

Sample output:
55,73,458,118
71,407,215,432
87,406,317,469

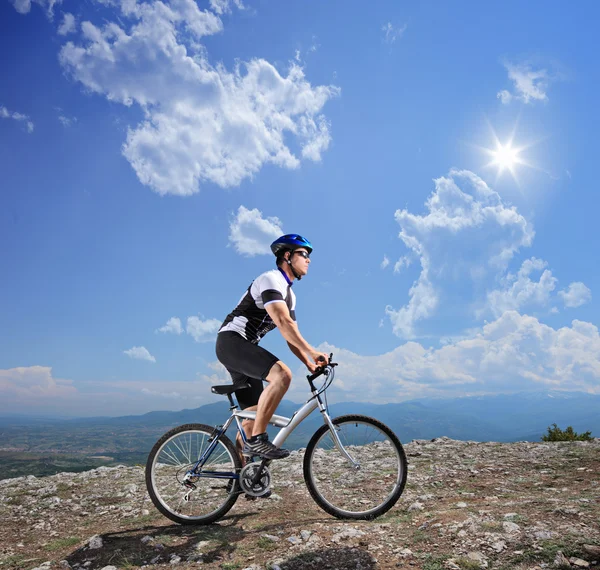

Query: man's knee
267,361,292,390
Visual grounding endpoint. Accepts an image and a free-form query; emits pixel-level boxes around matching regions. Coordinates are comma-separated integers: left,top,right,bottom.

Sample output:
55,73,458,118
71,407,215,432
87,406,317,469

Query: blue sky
1,0,599,417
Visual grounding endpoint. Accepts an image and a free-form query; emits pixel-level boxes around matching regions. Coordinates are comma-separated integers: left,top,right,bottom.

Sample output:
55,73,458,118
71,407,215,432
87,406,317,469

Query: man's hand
311,351,330,367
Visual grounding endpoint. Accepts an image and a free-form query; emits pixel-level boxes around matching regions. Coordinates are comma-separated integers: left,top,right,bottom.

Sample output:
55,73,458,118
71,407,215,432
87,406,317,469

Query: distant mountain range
1,391,597,479
2,390,598,445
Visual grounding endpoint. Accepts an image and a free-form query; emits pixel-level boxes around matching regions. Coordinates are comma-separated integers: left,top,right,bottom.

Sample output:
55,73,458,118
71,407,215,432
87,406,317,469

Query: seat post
227,393,236,408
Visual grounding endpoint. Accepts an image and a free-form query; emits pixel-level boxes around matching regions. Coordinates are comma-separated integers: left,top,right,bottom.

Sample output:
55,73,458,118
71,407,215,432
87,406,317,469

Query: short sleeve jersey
219,268,296,344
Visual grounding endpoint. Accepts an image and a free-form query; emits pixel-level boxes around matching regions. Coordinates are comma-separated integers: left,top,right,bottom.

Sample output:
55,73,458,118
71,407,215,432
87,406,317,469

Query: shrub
542,424,593,442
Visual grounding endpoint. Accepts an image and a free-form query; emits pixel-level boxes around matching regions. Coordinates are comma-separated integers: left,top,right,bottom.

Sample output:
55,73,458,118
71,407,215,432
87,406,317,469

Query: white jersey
219,268,296,344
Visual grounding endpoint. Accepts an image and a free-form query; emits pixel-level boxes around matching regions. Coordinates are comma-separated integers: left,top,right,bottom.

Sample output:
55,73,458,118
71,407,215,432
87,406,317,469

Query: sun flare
477,123,538,185
491,142,520,172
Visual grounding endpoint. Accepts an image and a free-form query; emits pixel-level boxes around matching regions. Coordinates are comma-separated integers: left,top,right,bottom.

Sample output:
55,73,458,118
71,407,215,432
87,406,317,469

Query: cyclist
216,234,328,461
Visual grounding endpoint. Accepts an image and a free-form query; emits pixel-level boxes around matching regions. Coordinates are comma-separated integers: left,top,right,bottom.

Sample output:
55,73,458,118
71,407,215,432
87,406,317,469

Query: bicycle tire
303,414,407,520
146,423,241,525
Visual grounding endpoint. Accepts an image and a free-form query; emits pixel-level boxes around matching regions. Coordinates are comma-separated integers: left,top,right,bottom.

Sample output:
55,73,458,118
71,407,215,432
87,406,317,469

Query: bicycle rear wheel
146,423,241,525
303,414,407,520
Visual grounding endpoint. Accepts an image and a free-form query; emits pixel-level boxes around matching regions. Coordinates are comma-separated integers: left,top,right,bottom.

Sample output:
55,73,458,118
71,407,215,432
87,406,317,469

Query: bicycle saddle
211,383,251,395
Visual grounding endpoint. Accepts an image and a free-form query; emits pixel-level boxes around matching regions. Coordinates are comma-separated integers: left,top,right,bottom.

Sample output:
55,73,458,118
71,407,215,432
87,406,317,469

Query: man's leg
236,412,255,464
252,361,292,437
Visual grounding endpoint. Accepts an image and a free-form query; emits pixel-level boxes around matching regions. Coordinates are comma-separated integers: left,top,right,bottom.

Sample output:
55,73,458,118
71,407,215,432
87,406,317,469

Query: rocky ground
0,437,598,570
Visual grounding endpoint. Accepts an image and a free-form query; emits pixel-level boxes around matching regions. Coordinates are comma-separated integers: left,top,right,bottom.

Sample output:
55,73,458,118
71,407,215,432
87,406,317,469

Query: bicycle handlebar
306,352,337,382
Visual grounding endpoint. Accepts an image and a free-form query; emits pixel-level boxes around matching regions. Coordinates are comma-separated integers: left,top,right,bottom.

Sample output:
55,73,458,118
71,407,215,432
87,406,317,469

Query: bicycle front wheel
303,414,407,520
146,423,241,525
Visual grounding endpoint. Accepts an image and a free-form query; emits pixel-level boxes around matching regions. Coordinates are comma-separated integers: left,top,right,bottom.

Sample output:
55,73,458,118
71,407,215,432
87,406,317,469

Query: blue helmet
270,234,313,256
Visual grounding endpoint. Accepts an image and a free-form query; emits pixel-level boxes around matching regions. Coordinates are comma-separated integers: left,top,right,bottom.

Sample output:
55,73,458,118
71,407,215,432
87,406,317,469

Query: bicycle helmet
270,234,313,256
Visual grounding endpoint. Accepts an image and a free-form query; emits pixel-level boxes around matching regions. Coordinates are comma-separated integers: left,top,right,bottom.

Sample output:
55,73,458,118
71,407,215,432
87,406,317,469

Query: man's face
289,248,311,277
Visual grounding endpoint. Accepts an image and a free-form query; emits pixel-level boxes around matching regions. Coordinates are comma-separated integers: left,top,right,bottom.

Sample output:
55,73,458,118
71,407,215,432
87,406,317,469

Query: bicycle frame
189,364,359,482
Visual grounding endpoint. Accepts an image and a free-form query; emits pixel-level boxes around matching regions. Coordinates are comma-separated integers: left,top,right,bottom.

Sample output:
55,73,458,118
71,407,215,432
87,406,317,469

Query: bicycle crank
239,462,271,497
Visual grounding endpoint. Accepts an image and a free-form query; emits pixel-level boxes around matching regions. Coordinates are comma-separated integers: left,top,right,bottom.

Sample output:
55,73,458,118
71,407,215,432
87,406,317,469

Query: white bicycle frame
222,371,359,468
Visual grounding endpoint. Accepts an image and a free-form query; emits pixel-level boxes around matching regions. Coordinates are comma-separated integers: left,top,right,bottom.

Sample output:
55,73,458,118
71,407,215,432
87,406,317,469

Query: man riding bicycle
216,234,328,461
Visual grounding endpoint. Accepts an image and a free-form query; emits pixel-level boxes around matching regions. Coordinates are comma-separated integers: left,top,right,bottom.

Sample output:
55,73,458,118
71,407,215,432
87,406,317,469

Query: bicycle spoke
147,425,240,524
304,416,406,519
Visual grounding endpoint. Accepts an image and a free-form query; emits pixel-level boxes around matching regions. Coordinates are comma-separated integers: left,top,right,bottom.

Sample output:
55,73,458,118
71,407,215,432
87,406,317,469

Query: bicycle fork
321,411,361,469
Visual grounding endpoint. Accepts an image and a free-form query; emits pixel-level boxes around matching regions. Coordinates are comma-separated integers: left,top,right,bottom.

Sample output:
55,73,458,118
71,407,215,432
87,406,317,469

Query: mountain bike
145,354,407,525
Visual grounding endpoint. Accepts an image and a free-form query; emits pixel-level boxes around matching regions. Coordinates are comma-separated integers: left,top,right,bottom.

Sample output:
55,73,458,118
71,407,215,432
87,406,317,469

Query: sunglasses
293,250,310,259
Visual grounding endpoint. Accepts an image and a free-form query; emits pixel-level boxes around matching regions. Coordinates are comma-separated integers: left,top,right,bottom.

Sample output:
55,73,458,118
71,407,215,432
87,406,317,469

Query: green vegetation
480,521,504,532
0,450,147,480
421,554,451,570
454,558,484,570
44,537,80,551
256,536,278,551
0,554,30,569
542,424,593,442
510,537,597,566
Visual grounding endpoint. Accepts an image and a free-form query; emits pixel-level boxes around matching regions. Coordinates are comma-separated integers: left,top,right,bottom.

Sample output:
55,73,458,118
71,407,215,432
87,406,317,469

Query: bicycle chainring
239,462,271,497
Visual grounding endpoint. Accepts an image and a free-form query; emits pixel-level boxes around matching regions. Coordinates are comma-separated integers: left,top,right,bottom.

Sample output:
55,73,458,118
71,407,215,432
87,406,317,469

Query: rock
534,530,555,540
141,535,154,544
466,551,488,568
331,527,366,542
300,530,312,541
170,555,182,564
398,548,413,557
502,521,521,534
100,567,118,570
503,512,518,519
554,551,570,567
456,502,468,508
261,534,280,542
408,501,424,512
87,535,104,549
569,558,590,568
583,545,600,557
491,541,506,553
287,535,301,545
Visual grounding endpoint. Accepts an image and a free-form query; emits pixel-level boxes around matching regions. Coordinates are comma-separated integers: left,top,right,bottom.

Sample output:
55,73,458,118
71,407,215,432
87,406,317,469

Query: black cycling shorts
215,331,280,410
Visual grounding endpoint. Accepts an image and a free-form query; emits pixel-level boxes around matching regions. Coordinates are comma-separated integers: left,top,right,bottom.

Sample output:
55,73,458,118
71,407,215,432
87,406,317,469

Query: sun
476,122,538,185
489,141,523,175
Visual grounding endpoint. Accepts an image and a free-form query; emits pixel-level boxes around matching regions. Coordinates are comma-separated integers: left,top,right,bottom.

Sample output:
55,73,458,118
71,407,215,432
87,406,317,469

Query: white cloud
559,282,592,308
11,0,61,19
386,169,534,338
58,12,76,35
141,388,181,398
382,22,407,45
186,316,221,343
123,346,156,362
209,0,244,15
496,90,512,104
11,0,32,13
287,312,600,403
393,256,412,274
0,366,77,399
58,1,340,196
229,205,283,256
58,114,77,127
381,255,390,269
157,317,183,335
497,61,552,104
484,257,557,318
1,105,34,133
196,360,231,389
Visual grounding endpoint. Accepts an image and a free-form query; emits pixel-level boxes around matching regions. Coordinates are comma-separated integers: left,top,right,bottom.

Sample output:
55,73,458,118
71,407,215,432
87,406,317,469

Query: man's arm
287,341,310,367
265,302,327,365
